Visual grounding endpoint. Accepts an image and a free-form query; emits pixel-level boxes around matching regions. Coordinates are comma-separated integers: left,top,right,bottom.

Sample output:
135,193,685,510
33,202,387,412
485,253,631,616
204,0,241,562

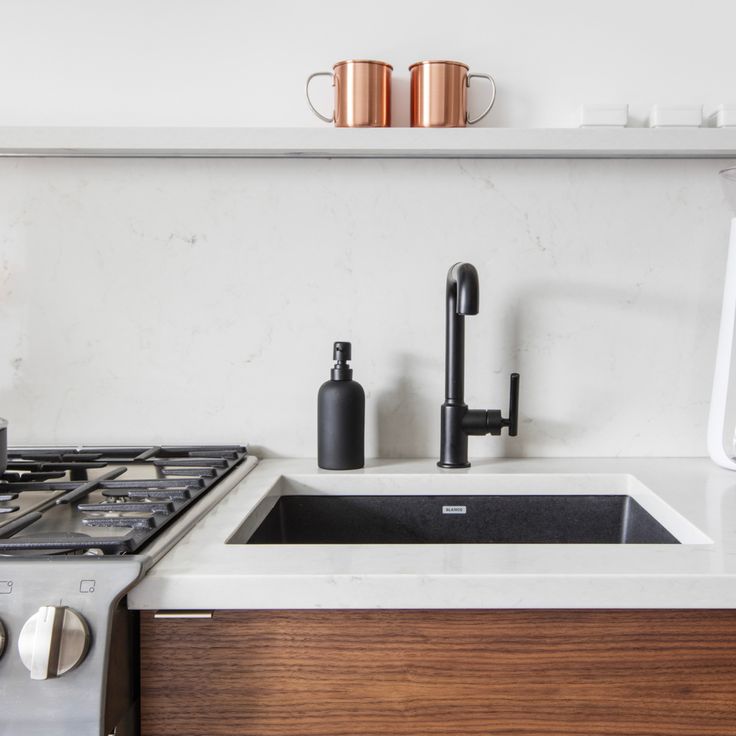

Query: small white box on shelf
709,105,736,127
579,104,629,127
649,105,702,127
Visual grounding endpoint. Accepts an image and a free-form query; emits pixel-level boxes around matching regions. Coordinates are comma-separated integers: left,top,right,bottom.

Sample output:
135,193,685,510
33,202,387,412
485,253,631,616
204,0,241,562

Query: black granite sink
230,494,679,545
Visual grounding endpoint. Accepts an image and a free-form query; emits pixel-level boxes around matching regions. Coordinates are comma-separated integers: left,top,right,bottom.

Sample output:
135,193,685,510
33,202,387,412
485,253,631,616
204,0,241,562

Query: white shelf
1,126,736,159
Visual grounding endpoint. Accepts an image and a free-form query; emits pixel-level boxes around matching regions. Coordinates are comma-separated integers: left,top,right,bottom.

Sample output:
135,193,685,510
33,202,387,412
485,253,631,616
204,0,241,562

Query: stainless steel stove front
0,558,143,736
0,448,258,736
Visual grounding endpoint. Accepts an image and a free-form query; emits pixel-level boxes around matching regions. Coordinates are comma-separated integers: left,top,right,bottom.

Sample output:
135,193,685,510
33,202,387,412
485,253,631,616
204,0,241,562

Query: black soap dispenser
318,342,365,470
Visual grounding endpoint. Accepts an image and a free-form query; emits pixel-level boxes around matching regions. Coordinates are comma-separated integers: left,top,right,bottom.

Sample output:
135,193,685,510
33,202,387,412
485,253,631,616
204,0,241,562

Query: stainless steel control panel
0,558,142,736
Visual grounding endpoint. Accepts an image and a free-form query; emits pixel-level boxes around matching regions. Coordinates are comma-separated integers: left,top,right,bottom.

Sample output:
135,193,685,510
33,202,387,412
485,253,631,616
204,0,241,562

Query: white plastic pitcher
707,168,736,469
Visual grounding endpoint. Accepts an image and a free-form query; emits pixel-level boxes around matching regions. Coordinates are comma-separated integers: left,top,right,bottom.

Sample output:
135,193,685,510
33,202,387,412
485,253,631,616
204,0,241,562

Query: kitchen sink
229,493,680,545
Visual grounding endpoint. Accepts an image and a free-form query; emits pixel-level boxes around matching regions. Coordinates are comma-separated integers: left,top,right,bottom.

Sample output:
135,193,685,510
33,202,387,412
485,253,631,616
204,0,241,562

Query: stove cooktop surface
0,445,248,556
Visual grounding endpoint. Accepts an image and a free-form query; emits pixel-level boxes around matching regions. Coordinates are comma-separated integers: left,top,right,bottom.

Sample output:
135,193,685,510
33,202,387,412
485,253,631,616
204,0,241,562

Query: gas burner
0,445,247,556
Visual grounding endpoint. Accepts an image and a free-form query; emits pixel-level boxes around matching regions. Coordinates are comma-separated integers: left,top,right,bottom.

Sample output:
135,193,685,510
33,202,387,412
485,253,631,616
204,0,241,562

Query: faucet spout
448,262,479,316
439,262,520,468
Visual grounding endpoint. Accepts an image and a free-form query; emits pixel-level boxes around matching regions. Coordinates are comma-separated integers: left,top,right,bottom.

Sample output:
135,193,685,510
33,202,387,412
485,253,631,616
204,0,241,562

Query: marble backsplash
0,156,731,458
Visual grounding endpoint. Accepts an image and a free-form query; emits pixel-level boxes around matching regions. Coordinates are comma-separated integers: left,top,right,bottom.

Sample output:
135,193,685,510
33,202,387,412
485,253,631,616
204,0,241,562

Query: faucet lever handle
483,373,520,437
503,373,520,436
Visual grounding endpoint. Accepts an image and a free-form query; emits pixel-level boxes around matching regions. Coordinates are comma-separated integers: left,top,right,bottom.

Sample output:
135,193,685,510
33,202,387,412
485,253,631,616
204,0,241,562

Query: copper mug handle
466,73,496,125
306,71,335,123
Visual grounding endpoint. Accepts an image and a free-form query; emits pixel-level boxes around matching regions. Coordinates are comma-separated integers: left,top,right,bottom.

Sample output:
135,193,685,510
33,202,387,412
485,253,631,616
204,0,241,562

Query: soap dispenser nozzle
331,341,353,380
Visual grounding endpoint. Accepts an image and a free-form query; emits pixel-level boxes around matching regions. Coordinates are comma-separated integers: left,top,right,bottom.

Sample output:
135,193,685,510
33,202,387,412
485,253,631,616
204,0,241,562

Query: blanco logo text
442,505,467,514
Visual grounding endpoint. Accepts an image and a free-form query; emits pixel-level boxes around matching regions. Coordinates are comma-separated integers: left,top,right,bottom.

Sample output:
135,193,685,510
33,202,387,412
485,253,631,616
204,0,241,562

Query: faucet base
439,402,472,469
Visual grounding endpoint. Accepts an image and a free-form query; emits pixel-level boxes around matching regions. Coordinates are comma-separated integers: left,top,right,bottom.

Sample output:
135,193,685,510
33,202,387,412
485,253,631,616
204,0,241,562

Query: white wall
0,1,734,459
1,0,735,128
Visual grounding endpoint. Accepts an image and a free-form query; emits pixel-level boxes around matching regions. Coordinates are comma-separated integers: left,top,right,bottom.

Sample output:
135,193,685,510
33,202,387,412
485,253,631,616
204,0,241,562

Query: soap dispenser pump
318,341,365,470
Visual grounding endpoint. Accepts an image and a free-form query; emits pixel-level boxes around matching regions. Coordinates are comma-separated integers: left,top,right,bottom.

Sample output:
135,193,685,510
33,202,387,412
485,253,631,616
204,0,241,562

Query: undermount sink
226,473,702,546
235,494,677,544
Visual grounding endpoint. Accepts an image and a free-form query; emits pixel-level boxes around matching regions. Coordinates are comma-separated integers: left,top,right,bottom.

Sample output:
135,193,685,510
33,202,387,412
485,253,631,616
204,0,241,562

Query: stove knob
0,619,5,658
18,606,90,680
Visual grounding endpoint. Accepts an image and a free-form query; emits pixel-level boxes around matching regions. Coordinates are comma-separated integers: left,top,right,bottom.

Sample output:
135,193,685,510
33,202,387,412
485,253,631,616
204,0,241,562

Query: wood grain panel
140,610,736,736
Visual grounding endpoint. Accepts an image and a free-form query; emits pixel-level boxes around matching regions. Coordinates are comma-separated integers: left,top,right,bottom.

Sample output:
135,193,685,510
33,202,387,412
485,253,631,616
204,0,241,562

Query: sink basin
230,493,679,545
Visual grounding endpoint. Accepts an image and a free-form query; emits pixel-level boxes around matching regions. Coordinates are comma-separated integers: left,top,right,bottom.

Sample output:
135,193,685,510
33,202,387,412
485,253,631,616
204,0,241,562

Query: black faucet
438,262,520,468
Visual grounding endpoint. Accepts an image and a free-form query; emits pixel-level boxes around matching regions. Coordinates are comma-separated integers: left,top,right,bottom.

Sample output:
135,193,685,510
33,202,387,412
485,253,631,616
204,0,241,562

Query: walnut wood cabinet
140,610,736,736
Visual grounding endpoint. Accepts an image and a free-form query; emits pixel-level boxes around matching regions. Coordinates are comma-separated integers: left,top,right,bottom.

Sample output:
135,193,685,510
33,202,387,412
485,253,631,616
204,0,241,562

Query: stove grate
0,445,247,556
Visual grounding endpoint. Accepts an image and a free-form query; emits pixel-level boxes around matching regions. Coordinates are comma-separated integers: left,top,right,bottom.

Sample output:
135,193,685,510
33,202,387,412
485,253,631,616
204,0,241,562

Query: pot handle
466,73,496,125
306,72,334,123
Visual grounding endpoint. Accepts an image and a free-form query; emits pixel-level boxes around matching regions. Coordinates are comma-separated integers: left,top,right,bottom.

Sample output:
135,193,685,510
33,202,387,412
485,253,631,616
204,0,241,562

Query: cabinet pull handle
153,610,213,619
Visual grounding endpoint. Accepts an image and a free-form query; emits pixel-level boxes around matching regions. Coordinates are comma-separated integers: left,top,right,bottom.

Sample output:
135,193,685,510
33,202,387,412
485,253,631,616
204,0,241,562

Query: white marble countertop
127,457,736,610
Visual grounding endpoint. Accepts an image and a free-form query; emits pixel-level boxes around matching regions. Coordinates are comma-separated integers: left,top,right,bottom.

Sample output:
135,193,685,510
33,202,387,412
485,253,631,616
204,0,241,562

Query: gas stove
0,445,248,556
0,444,256,736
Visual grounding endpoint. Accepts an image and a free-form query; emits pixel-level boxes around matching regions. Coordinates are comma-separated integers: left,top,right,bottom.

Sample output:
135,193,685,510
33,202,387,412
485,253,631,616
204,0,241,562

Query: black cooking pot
0,417,6,475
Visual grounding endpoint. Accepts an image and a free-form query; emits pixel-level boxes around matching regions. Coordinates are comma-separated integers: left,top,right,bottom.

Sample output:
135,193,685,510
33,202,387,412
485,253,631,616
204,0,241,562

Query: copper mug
409,60,496,127
306,60,392,127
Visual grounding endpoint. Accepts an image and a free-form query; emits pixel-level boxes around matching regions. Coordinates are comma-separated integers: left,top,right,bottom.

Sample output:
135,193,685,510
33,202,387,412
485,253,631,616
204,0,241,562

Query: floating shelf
1,126,736,159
